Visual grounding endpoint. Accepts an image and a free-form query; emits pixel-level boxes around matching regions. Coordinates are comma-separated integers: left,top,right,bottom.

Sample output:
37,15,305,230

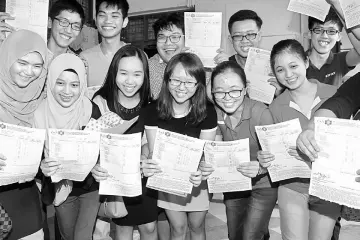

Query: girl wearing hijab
34,53,101,240
0,30,47,239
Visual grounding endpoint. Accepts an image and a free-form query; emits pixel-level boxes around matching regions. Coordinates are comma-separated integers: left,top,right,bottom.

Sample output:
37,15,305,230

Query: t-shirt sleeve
338,51,356,75
200,103,218,131
258,107,274,126
143,102,158,129
269,102,282,124
320,72,360,119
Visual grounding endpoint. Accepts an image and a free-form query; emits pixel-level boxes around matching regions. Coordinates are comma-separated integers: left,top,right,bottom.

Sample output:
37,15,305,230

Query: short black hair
96,0,130,19
49,0,85,26
308,7,343,31
228,10,263,33
153,13,184,38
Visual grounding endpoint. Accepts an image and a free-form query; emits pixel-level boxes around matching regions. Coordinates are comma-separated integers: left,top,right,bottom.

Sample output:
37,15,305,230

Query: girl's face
116,56,144,98
168,63,198,105
53,70,81,108
273,51,308,90
9,52,44,88
212,70,246,115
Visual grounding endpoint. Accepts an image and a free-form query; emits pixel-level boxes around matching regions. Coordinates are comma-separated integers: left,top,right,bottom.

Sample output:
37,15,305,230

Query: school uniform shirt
320,72,360,119
307,51,354,88
269,80,336,193
148,54,167,99
216,97,275,200
80,43,128,87
143,102,217,211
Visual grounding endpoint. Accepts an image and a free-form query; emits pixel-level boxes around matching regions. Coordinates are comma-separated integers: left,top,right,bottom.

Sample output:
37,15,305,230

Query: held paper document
146,128,205,196
99,132,142,197
6,0,49,42
287,0,331,21
244,48,276,105
48,129,100,183
0,122,45,186
204,139,252,193
185,12,222,68
339,0,360,29
310,117,360,209
255,119,311,182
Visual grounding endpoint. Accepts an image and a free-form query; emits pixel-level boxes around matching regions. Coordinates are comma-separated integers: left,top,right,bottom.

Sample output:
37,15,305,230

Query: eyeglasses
310,28,339,36
169,79,197,88
157,34,184,43
231,33,258,42
212,90,243,99
54,17,82,31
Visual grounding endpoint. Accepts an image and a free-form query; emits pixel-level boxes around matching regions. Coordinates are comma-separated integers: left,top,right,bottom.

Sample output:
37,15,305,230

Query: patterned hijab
0,30,47,127
34,53,92,130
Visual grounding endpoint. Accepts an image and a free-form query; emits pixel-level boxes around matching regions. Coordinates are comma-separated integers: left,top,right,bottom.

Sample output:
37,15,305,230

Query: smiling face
230,19,261,58
273,51,309,90
96,2,128,39
49,10,82,49
10,52,44,88
116,56,144,98
157,25,185,63
212,70,246,114
52,70,81,108
168,63,198,105
310,21,341,55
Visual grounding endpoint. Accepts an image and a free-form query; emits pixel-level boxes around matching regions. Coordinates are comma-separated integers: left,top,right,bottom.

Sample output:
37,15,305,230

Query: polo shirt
148,53,167,100
307,51,353,88
80,43,128,87
216,97,275,200
229,54,244,70
321,72,360,119
269,80,337,193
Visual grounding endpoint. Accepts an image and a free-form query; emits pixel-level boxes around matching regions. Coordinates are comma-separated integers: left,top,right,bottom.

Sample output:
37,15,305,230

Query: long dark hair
157,52,207,124
93,45,151,114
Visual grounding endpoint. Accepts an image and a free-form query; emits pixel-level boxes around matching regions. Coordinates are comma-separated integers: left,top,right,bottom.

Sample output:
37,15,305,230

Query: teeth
60,95,72,101
241,46,250,51
223,102,235,108
319,41,329,46
60,34,71,40
124,86,135,92
102,26,115,30
177,92,186,97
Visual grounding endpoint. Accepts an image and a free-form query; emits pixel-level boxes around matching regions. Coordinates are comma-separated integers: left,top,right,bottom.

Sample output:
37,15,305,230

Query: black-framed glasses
54,17,82,31
157,34,184,43
231,33,258,42
212,90,243,99
169,79,197,88
310,28,339,36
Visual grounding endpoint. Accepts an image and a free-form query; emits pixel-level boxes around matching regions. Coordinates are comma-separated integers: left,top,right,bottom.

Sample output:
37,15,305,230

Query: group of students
0,0,360,240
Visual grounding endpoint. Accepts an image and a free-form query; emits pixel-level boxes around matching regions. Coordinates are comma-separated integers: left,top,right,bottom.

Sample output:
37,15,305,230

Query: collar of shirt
279,79,334,119
307,49,335,68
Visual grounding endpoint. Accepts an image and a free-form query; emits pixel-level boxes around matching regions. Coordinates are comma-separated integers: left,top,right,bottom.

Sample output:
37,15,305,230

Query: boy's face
310,21,341,55
156,24,185,63
96,2,128,39
229,19,261,58
48,10,82,48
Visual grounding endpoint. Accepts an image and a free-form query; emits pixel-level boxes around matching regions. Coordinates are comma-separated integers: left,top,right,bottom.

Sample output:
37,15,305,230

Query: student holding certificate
91,45,158,240
258,39,339,240
207,61,276,240
142,52,217,240
34,53,101,240
0,30,47,240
